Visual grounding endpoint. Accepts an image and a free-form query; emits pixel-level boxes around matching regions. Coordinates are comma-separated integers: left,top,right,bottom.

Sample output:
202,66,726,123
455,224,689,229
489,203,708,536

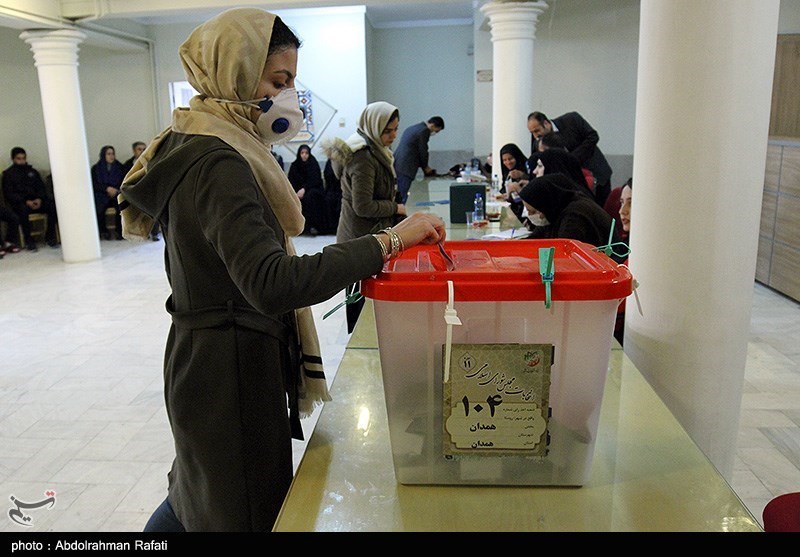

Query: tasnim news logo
7,490,56,527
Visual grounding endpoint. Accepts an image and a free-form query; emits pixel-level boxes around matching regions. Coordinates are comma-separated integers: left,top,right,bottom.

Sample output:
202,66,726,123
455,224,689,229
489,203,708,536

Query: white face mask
528,213,550,227
211,88,304,145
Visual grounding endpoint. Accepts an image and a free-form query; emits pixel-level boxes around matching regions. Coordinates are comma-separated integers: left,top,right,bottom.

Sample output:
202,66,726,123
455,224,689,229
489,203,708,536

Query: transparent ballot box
361,240,633,486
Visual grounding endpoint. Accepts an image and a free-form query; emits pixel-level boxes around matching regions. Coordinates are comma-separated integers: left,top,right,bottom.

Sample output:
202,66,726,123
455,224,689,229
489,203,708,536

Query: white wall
467,0,639,184
149,7,368,166
0,26,155,177
368,23,475,157
2,0,798,179
79,43,157,166
0,26,49,174
150,22,194,134
529,0,640,157
366,1,636,164
281,7,368,163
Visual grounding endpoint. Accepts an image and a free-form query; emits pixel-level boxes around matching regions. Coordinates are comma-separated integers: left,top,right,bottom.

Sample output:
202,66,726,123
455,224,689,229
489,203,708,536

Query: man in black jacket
1,147,58,250
528,111,614,206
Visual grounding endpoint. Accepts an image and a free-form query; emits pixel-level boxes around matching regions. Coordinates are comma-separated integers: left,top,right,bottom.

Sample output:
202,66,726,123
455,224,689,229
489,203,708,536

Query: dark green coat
336,145,398,242
121,133,383,531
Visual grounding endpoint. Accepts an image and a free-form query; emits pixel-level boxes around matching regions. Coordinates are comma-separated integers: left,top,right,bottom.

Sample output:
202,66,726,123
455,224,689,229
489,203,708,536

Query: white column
626,0,780,479
480,1,548,174
21,29,101,263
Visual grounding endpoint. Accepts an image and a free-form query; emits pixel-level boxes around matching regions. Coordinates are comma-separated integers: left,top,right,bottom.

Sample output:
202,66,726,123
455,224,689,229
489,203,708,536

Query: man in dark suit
528,111,613,206
393,116,445,203
121,141,146,175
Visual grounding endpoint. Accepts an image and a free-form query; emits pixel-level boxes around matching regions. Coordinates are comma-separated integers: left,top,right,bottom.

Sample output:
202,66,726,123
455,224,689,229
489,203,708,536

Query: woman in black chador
287,144,326,235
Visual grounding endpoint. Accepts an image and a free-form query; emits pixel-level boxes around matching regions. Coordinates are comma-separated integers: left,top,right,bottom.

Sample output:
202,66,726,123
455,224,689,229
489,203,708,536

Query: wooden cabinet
758,139,800,302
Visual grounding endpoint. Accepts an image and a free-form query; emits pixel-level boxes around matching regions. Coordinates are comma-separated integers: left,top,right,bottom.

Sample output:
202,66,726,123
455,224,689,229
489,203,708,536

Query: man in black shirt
1,147,59,250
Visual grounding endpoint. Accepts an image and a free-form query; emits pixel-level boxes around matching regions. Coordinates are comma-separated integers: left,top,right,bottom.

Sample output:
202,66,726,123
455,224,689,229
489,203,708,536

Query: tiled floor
0,235,798,531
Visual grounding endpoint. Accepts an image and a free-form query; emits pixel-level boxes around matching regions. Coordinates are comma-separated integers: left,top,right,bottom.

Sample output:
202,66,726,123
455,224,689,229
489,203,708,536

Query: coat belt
165,296,304,440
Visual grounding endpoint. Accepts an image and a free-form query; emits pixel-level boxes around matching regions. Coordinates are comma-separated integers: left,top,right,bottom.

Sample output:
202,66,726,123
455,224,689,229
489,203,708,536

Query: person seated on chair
1,147,59,251
122,141,160,241
497,143,529,223
91,145,126,240
528,148,596,201
535,132,596,196
518,173,622,259
0,204,22,257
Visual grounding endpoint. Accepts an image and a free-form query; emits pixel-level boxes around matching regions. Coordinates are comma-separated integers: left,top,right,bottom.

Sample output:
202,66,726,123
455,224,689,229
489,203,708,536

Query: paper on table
481,228,533,240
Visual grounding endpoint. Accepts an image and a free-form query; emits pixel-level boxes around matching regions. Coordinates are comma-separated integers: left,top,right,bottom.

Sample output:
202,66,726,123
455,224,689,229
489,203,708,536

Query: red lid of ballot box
360,239,633,302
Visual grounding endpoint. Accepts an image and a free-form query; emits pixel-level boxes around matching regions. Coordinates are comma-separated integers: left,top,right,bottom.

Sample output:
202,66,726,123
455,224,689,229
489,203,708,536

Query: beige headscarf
119,7,330,417
346,101,398,177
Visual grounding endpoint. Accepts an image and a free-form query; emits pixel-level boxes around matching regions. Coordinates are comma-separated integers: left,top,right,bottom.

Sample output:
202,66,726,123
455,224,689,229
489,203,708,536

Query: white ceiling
92,1,479,28
365,1,476,27
0,1,480,44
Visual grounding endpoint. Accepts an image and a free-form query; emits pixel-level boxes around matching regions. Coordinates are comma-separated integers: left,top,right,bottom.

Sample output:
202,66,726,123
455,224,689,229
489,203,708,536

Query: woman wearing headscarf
323,101,405,332
325,102,405,242
499,143,528,192
118,8,445,532
497,143,528,223
287,143,325,235
614,178,633,346
91,145,126,239
519,173,621,253
528,148,597,201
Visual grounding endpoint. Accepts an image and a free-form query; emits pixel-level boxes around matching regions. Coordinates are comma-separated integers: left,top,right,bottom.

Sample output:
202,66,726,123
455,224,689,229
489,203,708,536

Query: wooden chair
18,212,62,248
104,207,117,232
19,213,47,248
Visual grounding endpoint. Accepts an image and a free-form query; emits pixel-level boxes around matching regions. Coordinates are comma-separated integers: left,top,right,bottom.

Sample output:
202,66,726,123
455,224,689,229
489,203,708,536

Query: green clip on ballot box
361,240,633,486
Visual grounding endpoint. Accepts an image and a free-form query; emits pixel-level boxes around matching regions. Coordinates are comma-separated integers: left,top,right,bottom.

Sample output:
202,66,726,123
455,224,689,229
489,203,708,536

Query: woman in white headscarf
119,8,445,532
326,101,405,242
324,102,406,331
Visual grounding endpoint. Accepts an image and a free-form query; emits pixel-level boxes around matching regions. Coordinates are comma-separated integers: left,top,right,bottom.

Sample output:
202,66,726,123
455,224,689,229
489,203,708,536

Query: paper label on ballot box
443,344,553,457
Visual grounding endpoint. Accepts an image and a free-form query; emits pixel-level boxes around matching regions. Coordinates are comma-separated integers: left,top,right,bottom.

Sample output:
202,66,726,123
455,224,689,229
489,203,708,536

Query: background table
407,178,524,240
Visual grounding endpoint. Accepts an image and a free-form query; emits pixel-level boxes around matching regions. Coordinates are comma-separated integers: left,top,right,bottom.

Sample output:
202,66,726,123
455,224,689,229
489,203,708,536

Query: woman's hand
391,212,446,248
396,203,407,216
509,169,524,180
296,187,306,200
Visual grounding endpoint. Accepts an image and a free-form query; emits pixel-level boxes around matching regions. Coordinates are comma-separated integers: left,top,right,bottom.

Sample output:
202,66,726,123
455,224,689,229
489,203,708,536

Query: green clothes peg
539,247,555,309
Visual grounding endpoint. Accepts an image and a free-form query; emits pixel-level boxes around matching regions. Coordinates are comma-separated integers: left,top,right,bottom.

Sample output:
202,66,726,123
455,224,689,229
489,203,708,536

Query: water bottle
473,192,484,222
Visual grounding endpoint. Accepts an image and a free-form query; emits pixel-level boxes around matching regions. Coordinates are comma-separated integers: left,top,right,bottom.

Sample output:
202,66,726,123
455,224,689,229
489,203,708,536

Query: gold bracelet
379,228,402,259
372,233,389,261
394,228,405,252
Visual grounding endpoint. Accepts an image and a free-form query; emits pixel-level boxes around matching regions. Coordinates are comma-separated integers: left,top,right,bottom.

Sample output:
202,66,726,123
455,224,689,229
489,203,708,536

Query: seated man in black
1,147,59,250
